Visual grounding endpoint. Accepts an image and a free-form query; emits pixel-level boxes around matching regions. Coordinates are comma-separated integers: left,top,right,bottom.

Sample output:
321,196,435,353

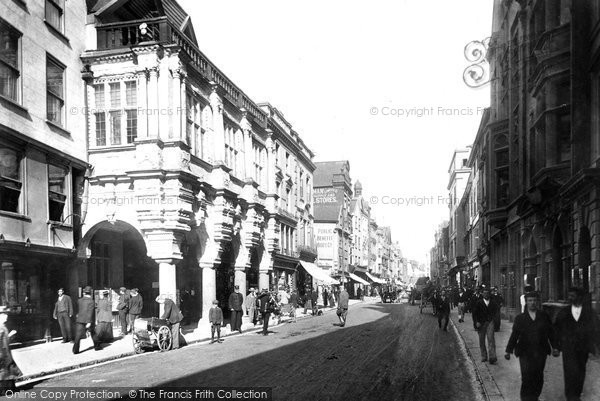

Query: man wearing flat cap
73,286,99,354
128,288,143,333
228,285,244,333
117,287,129,336
505,291,558,401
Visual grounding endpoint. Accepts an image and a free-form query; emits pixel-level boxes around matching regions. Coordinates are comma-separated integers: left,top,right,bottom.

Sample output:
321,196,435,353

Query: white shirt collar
572,305,583,322
483,298,490,306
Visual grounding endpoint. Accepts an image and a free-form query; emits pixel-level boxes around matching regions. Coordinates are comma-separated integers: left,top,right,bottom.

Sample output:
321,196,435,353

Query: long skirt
95,322,113,342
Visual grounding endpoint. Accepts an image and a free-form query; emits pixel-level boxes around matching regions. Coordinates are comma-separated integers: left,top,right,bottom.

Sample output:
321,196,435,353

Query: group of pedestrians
50,285,188,355
504,287,599,401
208,284,351,340
453,285,599,401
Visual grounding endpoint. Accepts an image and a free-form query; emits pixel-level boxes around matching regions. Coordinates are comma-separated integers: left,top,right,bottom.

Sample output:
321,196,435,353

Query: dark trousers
118,310,128,334
56,311,72,341
338,308,348,325
437,311,449,330
211,324,221,340
261,312,271,334
72,322,98,354
562,348,589,400
494,313,501,331
128,313,139,332
230,310,243,331
519,353,547,401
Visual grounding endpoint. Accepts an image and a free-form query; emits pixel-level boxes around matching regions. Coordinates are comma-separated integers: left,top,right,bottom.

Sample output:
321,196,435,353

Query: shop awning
299,261,339,285
348,273,370,286
365,272,387,284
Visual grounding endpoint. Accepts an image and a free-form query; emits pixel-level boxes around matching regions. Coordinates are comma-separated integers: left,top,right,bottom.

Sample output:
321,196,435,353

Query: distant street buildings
0,0,414,342
432,0,600,320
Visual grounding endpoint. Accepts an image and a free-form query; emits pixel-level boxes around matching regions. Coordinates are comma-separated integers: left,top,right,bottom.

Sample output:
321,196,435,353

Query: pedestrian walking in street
554,287,600,401
127,288,143,333
337,285,349,327
117,287,129,336
473,287,499,364
73,286,100,354
245,288,257,326
303,286,313,315
95,289,113,344
257,288,275,335
457,287,468,323
53,288,73,342
492,286,504,332
158,294,184,350
437,290,451,332
311,286,319,316
209,300,223,343
328,287,336,307
277,286,290,324
323,286,329,308
0,306,21,395
357,287,362,302
289,288,298,323
504,291,559,401
228,285,244,333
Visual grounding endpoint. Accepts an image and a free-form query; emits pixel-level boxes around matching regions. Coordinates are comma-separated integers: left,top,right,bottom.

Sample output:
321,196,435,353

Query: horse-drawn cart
132,317,172,353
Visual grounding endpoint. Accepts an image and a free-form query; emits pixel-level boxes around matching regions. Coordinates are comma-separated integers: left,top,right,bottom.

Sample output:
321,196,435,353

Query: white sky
180,0,493,265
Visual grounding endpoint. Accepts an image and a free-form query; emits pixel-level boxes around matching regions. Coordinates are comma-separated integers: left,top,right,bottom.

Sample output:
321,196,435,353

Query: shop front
0,244,76,342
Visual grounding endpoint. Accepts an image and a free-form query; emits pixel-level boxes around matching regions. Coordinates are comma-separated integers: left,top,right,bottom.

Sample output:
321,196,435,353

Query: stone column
265,130,276,194
137,70,148,139
196,263,216,333
180,74,187,145
2,263,16,306
241,110,253,181
234,267,247,305
171,69,183,141
210,83,226,163
545,87,558,166
147,69,159,138
158,59,170,139
158,261,177,316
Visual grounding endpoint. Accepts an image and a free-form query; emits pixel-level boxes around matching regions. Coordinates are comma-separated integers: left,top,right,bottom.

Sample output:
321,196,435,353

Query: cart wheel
157,326,172,352
132,334,145,354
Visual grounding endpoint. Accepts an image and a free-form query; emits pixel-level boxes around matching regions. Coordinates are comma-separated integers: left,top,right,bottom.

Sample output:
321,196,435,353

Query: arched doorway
216,241,235,319
578,226,591,292
82,221,159,318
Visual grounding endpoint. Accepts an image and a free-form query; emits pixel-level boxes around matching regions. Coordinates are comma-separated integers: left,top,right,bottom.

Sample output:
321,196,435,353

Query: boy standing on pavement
505,291,559,401
473,287,500,364
117,287,129,336
209,300,224,344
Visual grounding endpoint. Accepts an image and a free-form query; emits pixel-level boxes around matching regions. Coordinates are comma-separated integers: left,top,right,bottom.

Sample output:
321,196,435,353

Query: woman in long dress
95,290,114,343
0,307,21,394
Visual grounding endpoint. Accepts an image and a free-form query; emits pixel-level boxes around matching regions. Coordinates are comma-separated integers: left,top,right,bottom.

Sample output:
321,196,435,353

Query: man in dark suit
72,286,99,354
473,287,499,364
554,287,600,401
492,286,504,332
53,288,73,343
505,291,559,401
159,295,183,350
127,288,143,333
437,290,451,331
256,288,274,335
228,285,244,333
116,287,129,336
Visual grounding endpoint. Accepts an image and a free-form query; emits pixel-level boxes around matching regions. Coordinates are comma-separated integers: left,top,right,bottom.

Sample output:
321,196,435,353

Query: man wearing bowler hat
228,285,244,333
73,286,99,354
